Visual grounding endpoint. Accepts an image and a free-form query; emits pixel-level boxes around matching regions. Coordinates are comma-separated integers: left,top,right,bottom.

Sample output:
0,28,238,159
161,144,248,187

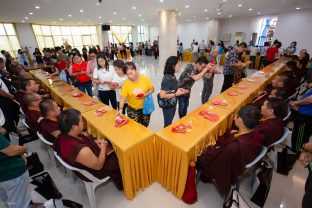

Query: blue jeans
162,106,176,127
193,52,198,62
178,96,190,118
77,80,93,96
0,171,31,208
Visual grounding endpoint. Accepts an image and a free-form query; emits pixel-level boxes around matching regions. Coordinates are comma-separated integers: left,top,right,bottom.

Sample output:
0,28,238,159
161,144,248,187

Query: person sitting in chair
54,109,123,190
38,99,61,143
257,97,286,147
23,93,43,132
197,105,263,195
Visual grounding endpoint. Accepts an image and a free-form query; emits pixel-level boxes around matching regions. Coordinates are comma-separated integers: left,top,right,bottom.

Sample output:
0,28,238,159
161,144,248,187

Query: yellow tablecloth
82,109,156,200
182,51,194,62
155,104,233,198
155,61,287,199
30,70,105,113
117,51,131,59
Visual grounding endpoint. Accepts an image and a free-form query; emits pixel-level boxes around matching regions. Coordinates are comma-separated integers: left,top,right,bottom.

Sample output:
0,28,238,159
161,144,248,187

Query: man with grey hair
201,46,220,104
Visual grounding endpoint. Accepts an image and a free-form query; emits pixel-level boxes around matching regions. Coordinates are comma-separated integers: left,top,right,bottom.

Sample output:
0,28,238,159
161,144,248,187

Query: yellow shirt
121,75,153,109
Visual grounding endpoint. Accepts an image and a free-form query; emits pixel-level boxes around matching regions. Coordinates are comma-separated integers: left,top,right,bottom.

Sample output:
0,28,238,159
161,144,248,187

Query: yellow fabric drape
112,32,129,44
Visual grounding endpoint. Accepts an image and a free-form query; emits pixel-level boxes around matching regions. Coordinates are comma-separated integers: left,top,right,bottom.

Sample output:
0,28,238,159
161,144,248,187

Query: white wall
274,9,312,54
149,19,220,50
15,23,38,54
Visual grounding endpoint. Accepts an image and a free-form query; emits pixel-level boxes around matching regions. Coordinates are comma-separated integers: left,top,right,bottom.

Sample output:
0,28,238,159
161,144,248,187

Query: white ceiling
0,0,312,26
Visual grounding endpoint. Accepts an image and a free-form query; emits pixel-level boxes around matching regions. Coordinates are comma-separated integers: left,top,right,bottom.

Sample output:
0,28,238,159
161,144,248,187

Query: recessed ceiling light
132,6,136,10
185,5,189,8
178,13,182,16
249,8,253,11
113,12,117,15
25,17,28,19
138,14,142,17
204,9,208,12
59,18,63,21
35,6,40,9
122,17,126,20
238,4,242,7
296,7,300,10
223,0,227,2
257,12,261,15
229,14,232,18
68,14,72,17
98,16,102,19
205,17,209,20
29,12,33,15
217,12,221,15
160,0,164,2
96,2,100,6
80,9,84,12
21,20,25,22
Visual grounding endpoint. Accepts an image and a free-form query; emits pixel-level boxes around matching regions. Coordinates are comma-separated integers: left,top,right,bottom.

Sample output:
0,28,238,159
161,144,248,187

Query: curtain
112,32,129,44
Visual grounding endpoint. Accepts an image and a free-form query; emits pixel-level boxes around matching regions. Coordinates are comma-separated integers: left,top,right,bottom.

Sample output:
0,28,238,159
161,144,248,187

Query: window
0,23,21,57
32,25,99,51
257,18,278,47
137,26,149,43
108,26,132,46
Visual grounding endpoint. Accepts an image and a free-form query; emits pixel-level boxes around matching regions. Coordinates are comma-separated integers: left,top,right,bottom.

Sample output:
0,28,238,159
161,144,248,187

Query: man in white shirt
199,40,207,57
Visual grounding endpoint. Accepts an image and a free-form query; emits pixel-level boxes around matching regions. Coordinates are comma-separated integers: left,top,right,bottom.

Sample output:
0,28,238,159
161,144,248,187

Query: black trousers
221,74,234,92
98,90,117,110
291,113,312,153
0,96,20,133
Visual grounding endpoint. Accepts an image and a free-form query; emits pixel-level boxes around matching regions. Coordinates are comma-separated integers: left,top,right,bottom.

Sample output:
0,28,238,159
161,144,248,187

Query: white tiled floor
28,56,308,208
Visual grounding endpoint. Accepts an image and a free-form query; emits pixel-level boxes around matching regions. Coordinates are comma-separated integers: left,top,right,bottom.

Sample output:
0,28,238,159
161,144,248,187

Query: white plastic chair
21,117,30,129
37,131,53,160
54,152,110,208
283,108,291,121
268,127,290,150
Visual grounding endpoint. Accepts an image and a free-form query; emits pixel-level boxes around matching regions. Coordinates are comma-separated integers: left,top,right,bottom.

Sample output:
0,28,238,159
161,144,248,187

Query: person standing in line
260,42,270,69
93,53,117,109
201,47,219,104
177,56,214,118
221,42,249,92
118,62,154,127
216,43,224,65
112,60,128,114
199,40,206,57
152,41,159,59
71,53,93,96
178,43,183,61
192,42,199,62
159,56,185,127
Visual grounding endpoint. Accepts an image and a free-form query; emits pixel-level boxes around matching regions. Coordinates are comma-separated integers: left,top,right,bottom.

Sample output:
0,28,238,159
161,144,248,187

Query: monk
197,105,263,195
23,93,43,132
257,97,286,147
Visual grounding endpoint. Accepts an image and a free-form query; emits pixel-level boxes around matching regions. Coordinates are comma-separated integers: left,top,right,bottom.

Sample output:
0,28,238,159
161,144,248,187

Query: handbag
26,152,44,176
224,188,251,208
143,94,155,115
31,172,63,200
276,145,297,175
157,79,177,108
250,161,273,207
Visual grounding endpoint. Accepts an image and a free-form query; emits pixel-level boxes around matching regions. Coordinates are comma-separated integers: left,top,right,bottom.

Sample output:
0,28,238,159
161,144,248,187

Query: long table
155,60,287,199
30,70,157,200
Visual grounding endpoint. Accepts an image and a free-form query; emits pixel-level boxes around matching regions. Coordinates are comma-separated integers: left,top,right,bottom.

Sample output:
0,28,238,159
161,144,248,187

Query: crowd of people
0,38,312,207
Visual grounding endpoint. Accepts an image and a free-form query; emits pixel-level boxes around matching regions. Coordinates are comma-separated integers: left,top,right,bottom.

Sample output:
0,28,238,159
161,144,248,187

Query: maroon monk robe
25,109,41,132
197,130,263,195
54,133,123,190
38,118,59,143
256,117,284,147
14,91,27,113
251,87,273,109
